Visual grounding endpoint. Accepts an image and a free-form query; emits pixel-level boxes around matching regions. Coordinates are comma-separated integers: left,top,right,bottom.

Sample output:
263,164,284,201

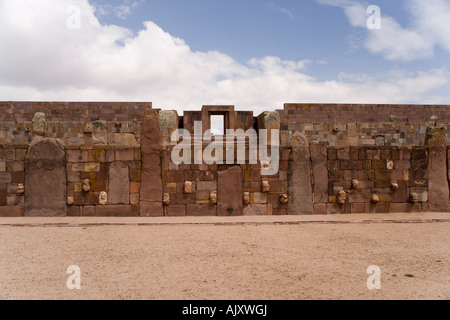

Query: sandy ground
0,222,449,300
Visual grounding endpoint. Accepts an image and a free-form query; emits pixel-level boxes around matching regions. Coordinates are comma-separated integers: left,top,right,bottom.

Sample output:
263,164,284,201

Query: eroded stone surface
139,109,163,216
25,139,66,216
109,161,130,205
427,146,450,211
218,166,243,216
288,133,313,214
32,112,46,136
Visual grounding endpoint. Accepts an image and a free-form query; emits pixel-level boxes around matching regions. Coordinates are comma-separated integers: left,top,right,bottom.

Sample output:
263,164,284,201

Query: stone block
288,133,313,215
187,204,217,216
0,161,6,172
87,150,105,162
67,206,81,216
0,172,11,184
115,149,135,161
0,205,24,217
167,205,186,216
95,205,136,217
108,161,130,205
243,204,267,216
25,139,67,217
0,149,14,161
217,166,243,216
66,150,81,163
427,146,450,211
253,192,267,204
83,163,100,172
310,143,328,204
313,203,327,215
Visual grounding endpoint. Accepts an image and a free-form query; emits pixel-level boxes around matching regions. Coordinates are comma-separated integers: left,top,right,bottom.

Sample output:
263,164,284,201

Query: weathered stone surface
167,205,186,216
140,202,163,217
287,133,313,215
139,109,163,216
427,146,450,211
0,205,24,217
109,161,130,205
310,143,328,204
114,133,138,148
218,166,243,216
243,204,268,216
93,120,107,145
95,205,136,217
159,110,179,146
32,112,46,135
25,139,67,216
187,204,217,216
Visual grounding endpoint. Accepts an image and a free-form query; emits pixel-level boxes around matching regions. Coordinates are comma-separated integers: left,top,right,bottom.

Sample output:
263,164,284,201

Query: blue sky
0,0,449,113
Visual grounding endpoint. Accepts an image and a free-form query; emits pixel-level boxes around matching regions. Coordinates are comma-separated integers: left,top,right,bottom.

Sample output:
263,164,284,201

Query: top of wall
0,102,152,122
280,104,450,123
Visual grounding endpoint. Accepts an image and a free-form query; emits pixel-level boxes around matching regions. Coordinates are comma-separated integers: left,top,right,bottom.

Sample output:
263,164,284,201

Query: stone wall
0,102,449,216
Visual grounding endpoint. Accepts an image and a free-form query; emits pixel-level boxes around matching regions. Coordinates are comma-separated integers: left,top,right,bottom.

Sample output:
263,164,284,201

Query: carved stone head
16,183,24,196
410,192,419,203
279,194,288,204
262,181,270,193
163,193,171,205
371,194,380,204
82,179,91,192
243,192,250,205
209,191,217,205
99,191,108,205
184,181,193,194
32,112,46,136
351,179,359,189
391,182,399,191
337,190,347,204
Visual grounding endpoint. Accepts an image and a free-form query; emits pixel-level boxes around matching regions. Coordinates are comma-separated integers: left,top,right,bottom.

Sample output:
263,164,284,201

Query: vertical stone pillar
140,109,163,216
426,127,450,211
218,166,243,216
310,143,329,205
25,139,66,216
287,133,314,214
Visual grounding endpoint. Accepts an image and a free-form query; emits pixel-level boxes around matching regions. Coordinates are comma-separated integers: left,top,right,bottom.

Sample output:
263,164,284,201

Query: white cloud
317,0,450,61
0,0,448,114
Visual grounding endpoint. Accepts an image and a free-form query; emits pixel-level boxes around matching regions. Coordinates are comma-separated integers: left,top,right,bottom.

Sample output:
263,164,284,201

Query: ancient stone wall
0,102,448,216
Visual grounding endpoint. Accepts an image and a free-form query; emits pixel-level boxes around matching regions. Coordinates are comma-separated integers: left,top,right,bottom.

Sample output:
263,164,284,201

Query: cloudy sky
0,0,449,114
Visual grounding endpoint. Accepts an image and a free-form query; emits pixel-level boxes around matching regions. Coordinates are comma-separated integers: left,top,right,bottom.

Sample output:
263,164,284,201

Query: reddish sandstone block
167,205,186,216
0,205,24,217
82,206,95,216
313,203,327,215
187,204,217,216
67,206,81,216
66,150,81,163
95,205,135,217
272,208,287,215
352,203,366,213
115,149,135,161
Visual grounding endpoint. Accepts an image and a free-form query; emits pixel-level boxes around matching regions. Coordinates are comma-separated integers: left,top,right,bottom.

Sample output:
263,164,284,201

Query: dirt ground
0,222,448,300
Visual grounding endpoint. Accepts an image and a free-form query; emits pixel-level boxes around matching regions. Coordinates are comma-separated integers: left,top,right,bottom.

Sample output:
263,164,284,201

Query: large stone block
287,133,313,214
243,204,268,216
140,109,163,216
187,204,217,216
310,143,328,204
108,161,130,205
25,139,67,216
218,166,243,216
427,146,450,211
